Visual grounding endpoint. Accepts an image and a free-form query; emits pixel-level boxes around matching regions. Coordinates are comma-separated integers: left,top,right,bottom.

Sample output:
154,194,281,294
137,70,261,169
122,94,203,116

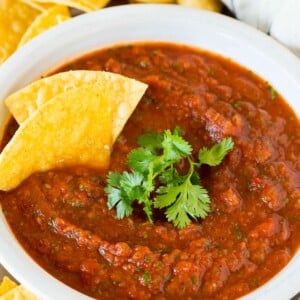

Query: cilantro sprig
105,128,234,229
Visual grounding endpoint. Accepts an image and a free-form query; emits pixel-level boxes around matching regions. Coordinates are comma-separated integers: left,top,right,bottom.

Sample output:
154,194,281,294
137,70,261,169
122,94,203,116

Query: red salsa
1,43,299,299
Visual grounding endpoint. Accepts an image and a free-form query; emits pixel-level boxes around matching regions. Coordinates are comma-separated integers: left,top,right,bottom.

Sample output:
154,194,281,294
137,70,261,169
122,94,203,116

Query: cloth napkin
221,0,300,58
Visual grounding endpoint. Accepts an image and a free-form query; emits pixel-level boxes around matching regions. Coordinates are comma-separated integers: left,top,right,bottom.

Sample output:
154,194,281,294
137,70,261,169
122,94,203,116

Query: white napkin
222,0,300,57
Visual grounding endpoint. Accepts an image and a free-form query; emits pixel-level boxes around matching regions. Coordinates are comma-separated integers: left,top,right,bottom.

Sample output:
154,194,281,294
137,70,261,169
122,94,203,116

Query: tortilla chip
20,0,54,11
0,0,8,9
0,285,39,300
18,5,70,47
0,84,113,191
4,70,148,141
177,0,222,11
130,0,174,4
0,277,17,296
27,0,110,12
0,114,13,151
0,1,40,64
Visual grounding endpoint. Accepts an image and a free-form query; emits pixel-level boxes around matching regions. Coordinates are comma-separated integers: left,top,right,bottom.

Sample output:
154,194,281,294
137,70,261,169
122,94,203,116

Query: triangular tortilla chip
20,0,54,12
18,5,70,47
0,277,17,297
26,0,110,12
177,0,222,11
0,285,39,300
0,1,40,64
0,84,112,191
4,71,148,141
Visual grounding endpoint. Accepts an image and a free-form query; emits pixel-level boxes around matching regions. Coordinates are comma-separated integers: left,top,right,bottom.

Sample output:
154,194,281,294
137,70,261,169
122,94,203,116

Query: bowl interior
0,4,299,300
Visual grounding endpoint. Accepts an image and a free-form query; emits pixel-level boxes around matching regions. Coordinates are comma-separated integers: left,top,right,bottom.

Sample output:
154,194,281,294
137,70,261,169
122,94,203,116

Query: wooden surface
0,265,11,279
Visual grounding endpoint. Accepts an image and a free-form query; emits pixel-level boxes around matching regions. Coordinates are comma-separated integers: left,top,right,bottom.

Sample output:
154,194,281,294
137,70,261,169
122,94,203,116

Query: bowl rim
0,4,299,300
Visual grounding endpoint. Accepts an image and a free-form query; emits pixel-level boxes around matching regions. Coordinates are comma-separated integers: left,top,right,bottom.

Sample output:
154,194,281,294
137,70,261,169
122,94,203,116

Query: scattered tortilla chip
18,5,70,47
20,0,54,11
0,84,112,191
0,285,39,300
130,0,174,3
0,1,7,9
4,70,148,141
0,277,17,296
27,0,110,12
0,1,40,64
177,0,222,11
0,114,13,152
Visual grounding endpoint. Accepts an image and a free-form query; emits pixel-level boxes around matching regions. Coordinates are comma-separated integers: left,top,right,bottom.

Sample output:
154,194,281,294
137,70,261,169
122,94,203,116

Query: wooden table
0,265,11,279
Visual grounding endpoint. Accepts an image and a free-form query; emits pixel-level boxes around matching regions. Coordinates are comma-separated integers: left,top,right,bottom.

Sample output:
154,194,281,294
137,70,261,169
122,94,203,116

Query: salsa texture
1,43,300,299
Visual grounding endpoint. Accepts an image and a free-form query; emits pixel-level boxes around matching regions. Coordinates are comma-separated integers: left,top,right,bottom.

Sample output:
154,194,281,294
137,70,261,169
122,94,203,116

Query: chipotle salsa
0,42,299,299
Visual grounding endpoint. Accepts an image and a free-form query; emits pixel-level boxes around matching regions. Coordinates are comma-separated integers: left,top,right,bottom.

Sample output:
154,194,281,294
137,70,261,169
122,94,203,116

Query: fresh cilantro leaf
105,171,141,219
105,184,133,219
105,127,234,229
138,132,163,151
120,171,143,191
154,184,181,208
106,171,122,186
105,172,122,209
184,184,210,219
190,171,200,185
198,137,234,166
127,148,156,174
128,148,156,175
159,168,186,186
159,168,178,185
116,198,133,219
154,172,210,229
162,130,192,161
173,125,182,136
105,185,121,209
165,200,192,229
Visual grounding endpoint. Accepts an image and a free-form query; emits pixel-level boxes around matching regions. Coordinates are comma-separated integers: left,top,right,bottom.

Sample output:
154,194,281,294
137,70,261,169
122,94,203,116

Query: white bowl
0,4,299,300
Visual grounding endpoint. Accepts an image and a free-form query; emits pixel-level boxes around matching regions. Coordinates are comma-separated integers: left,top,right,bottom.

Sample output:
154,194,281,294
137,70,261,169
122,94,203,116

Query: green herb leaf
105,171,140,219
119,171,144,200
128,148,156,175
106,185,121,209
162,129,192,161
138,132,163,151
105,127,234,228
155,172,210,228
198,137,234,167
143,271,151,285
267,84,278,100
106,171,122,187
159,168,185,186
116,198,134,219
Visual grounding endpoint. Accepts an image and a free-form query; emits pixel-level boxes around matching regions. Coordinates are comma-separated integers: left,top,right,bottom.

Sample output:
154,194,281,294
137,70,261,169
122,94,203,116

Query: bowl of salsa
0,4,299,300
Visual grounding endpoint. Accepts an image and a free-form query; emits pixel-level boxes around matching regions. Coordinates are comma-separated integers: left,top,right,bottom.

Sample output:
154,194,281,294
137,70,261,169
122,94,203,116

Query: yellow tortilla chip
0,114,12,150
18,5,70,47
0,277,17,296
0,1,8,9
130,0,174,3
177,0,222,11
5,70,148,141
27,0,110,12
0,84,112,191
0,285,39,300
20,0,54,11
0,1,40,64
